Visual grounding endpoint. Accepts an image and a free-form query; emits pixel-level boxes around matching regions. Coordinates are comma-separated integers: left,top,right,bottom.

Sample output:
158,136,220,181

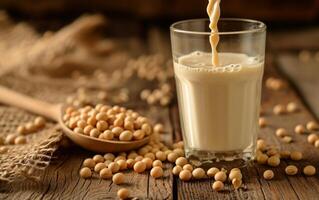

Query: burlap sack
0,11,115,182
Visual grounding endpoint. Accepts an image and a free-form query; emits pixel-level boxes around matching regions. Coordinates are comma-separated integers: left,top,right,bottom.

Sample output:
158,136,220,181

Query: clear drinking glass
170,18,266,166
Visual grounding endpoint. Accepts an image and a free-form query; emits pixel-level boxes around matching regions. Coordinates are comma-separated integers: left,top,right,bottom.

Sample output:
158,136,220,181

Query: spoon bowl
0,86,150,153
59,116,150,153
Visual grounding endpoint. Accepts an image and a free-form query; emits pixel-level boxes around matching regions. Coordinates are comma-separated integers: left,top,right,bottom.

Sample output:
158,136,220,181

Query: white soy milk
174,51,263,152
207,0,221,66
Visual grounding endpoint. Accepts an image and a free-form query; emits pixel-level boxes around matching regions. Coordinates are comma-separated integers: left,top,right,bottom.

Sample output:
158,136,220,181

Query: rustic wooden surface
1,27,319,200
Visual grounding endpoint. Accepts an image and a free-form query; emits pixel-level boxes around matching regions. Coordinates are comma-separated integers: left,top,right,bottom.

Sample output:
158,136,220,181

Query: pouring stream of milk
207,0,221,67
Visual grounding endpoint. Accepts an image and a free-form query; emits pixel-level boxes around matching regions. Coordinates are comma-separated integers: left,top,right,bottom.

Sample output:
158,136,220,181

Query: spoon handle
0,85,61,121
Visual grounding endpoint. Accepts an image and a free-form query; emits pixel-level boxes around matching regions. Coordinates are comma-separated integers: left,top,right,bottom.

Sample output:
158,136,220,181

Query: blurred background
1,0,319,32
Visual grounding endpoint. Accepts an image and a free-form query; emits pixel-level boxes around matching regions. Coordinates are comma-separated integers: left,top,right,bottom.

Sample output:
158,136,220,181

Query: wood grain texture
0,107,174,200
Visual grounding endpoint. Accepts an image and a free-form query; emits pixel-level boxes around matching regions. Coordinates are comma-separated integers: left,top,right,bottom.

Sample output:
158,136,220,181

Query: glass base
185,148,255,169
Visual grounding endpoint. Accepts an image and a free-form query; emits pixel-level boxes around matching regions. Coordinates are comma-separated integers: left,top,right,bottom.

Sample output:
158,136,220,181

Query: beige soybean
150,166,164,178
280,150,291,159
25,122,37,133
134,161,146,173
104,153,115,161
14,136,27,144
5,134,17,144
104,160,112,166
256,154,269,165
17,125,26,135
303,165,316,176
172,165,183,176
276,128,288,137
306,121,319,131
77,120,87,129
167,152,179,163
263,170,274,180
315,140,319,148
214,171,227,182
117,188,129,199
295,125,306,134
212,181,224,191
83,125,93,135
153,123,164,133
117,160,127,171
140,89,151,100
290,151,303,161
112,172,125,184
259,117,267,128
273,104,286,115
89,128,100,138
175,157,188,167
93,154,105,163
232,178,242,190
179,170,192,181
74,127,84,134
192,168,205,179
126,159,135,169
0,146,9,153
173,148,185,157
230,168,241,173
135,155,144,162
138,147,149,156
142,157,153,169
266,148,279,157
267,156,280,167
207,167,220,177
183,164,193,172
83,158,96,168
109,162,120,173
80,167,92,179
94,163,107,173
229,170,242,181
34,117,46,128
282,136,293,143
307,133,318,144
100,130,114,140
96,120,108,132
287,102,299,113
99,168,112,179
144,152,155,160
119,130,133,141
152,160,163,168
141,123,152,135
285,165,298,175
127,151,138,159
257,139,267,151
112,127,123,137
133,130,145,140
155,151,166,161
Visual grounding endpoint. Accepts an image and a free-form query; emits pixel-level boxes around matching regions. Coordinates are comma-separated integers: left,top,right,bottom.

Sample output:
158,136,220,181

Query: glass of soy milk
170,19,266,166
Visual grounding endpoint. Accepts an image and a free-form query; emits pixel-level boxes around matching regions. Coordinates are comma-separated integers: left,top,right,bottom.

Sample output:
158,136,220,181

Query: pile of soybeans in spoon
63,104,153,141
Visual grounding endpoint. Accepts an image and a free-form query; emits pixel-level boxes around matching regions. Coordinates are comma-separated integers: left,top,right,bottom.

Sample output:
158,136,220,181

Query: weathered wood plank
276,52,319,119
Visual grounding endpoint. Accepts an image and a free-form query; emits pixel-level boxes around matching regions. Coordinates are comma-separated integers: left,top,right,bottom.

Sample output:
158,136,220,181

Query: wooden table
1,27,319,200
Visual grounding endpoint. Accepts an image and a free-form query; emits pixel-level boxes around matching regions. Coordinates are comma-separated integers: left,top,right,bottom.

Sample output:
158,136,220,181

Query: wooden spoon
0,86,150,153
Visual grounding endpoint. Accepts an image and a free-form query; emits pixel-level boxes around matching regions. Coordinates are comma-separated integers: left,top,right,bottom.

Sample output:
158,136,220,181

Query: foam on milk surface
174,52,263,152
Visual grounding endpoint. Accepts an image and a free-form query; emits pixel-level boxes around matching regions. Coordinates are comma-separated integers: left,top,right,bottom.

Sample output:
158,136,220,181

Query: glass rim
170,18,266,35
